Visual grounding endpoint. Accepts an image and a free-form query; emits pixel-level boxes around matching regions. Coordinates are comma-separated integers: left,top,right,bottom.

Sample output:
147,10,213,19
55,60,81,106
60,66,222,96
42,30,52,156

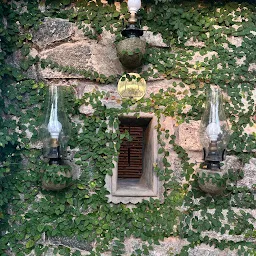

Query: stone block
169,156,184,182
142,30,168,48
79,104,95,116
162,116,176,136
222,155,242,171
6,49,22,68
38,67,84,79
74,82,99,98
72,25,115,45
77,82,120,98
39,41,91,68
146,79,190,97
101,99,122,109
237,158,256,189
110,236,188,256
99,29,116,46
75,82,122,112
27,65,39,80
71,24,92,41
47,236,92,252
235,55,246,66
104,237,241,256
188,51,218,65
244,123,256,137
39,40,123,78
187,151,203,165
227,36,243,47
29,48,38,58
188,244,237,256
176,121,202,151
249,63,256,72
90,41,123,76
6,48,39,80
185,38,206,48
32,18,75,49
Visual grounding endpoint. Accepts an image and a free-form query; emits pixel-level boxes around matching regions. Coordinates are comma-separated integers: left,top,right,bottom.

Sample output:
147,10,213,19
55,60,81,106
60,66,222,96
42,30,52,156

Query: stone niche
105,113,164,204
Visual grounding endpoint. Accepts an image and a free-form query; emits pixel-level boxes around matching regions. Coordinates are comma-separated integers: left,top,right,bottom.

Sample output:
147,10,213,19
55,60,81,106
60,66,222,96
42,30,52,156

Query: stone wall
3,1,256,255
29,16,256,170
23,15,256,255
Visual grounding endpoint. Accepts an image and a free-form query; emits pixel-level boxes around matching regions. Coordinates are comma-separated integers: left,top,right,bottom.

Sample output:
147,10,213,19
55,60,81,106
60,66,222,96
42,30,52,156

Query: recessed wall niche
105,113,163,204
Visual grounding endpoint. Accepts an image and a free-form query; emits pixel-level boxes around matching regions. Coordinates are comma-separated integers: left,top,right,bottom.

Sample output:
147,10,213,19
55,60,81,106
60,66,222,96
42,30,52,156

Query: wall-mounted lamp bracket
121,18,143,38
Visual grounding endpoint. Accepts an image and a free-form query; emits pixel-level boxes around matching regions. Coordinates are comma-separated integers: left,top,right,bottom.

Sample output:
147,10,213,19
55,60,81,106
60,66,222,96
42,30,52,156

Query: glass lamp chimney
47,86,62,139
199,86,230,170
41,85,70,165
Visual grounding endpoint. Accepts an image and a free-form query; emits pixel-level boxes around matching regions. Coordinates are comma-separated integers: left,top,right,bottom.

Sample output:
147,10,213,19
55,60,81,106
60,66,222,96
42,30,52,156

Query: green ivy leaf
26,240,35,249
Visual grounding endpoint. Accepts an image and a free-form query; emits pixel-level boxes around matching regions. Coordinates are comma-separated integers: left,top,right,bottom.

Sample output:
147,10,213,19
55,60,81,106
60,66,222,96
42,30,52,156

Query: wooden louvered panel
118,126,143,179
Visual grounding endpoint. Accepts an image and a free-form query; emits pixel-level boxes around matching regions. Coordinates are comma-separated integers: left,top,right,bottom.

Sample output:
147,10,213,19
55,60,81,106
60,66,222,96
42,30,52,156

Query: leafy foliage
0,0,255,255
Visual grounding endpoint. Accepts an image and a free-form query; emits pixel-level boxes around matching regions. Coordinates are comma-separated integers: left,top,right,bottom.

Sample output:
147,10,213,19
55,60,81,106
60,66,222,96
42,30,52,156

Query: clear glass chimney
199,86,230,170
40,85,70,165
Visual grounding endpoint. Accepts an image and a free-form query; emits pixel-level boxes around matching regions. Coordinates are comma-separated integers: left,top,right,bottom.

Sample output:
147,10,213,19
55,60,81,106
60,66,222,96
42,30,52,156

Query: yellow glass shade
117,73,146,101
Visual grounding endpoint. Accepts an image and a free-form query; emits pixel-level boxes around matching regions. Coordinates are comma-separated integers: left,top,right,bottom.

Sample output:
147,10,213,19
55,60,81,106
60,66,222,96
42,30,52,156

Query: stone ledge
38,67,85,79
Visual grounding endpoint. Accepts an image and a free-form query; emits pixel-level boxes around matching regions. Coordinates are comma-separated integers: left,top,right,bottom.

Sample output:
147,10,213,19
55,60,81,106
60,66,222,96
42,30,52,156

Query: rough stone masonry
15,11,255,256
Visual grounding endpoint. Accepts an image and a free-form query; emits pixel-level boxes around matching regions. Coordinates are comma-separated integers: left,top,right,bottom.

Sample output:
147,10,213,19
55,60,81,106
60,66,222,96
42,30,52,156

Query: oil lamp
199,86,230,170
41,85,70,165
116,0,145,69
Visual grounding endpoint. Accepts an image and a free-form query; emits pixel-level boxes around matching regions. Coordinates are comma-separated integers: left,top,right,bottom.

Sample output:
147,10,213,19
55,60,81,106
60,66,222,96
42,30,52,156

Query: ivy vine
0,0,255,256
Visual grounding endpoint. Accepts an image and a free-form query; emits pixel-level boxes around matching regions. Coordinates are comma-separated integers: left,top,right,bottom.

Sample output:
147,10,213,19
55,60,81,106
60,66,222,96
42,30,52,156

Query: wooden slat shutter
118,126,143,179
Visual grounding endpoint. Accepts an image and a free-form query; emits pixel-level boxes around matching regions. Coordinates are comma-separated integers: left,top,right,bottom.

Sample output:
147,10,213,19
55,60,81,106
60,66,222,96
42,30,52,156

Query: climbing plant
0,0,255,255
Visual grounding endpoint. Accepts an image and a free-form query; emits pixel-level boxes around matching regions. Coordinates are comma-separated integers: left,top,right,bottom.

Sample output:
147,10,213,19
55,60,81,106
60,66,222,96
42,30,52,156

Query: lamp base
42,170,72,191
49,158,62,165
197,168,228,195
204,161,221,170
116,37,146,69
48,144,62,165
41,163,72,191
203,145,225,170
121,24,143,38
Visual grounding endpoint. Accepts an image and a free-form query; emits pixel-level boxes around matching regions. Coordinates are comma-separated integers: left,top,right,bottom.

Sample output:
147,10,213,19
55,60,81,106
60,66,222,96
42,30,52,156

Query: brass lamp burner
48,138,62,165
203,141,221,170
